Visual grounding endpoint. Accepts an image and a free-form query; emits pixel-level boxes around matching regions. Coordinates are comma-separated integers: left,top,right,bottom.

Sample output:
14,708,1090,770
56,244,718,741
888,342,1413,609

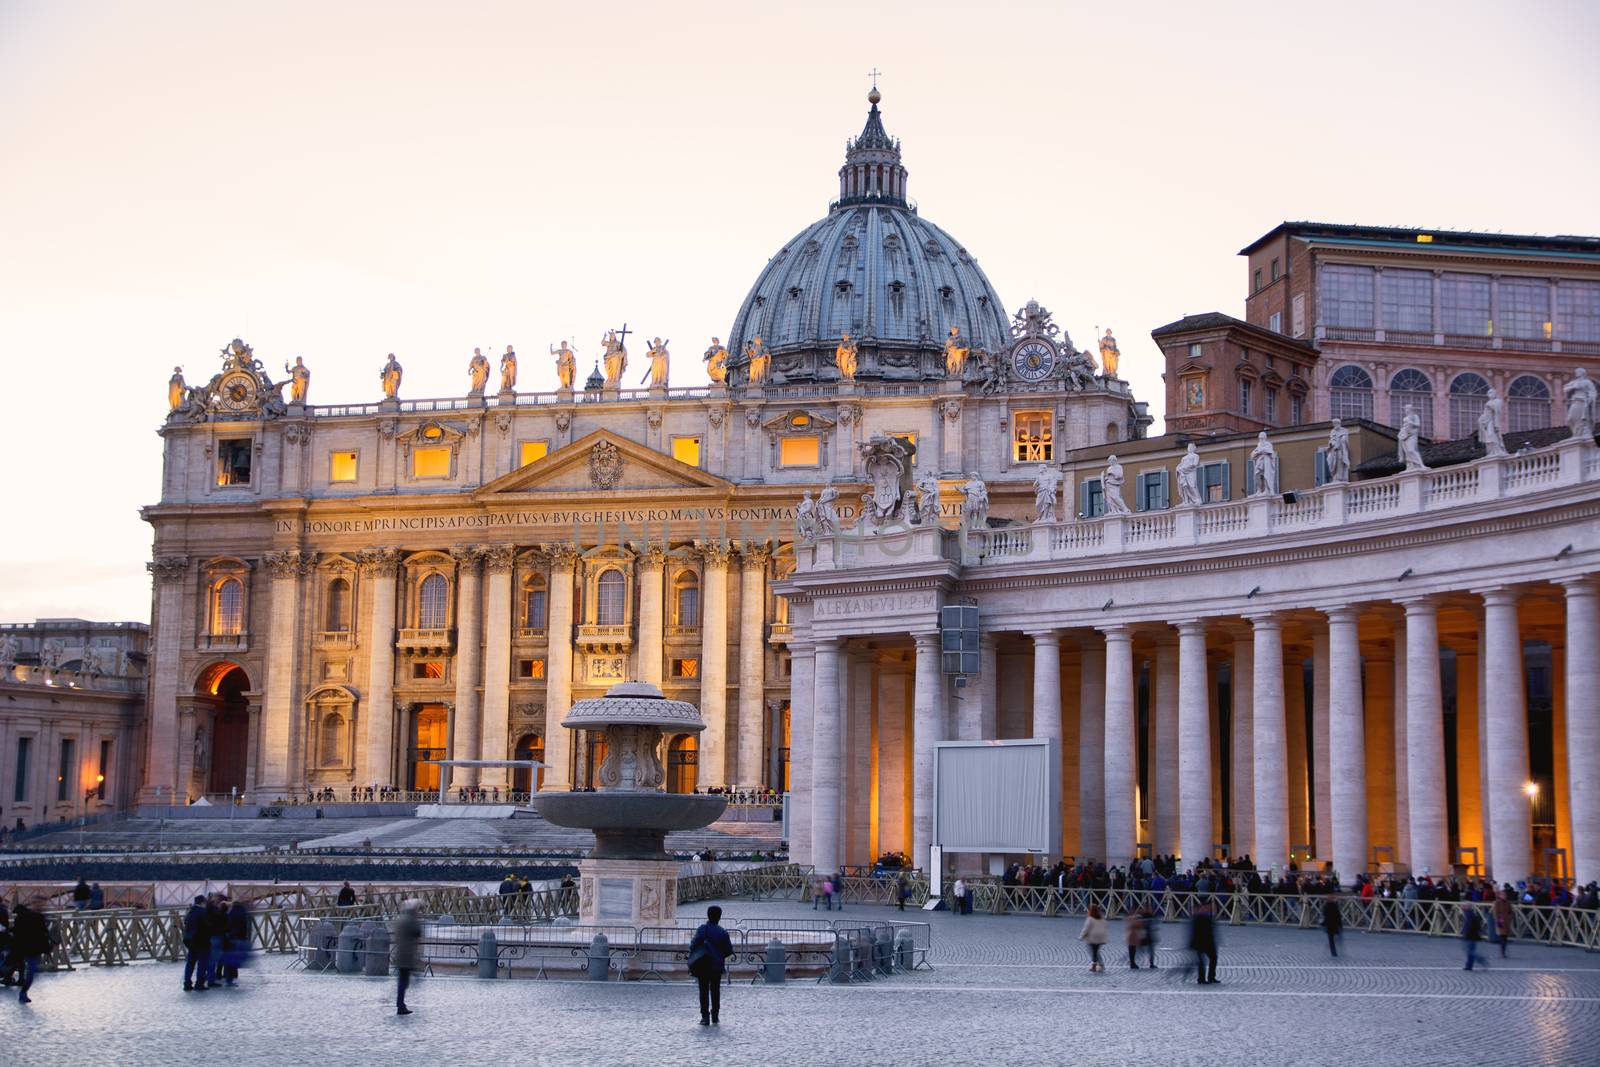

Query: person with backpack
687,905,734,1026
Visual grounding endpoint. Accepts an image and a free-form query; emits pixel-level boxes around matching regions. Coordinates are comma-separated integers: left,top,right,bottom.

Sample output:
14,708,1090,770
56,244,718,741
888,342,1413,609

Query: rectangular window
1268,311,1282,334
672,658,699,679
329,450,358,482
412,447,451,478
670,436,702,467
1079,478,1105,518
1135,470,1169,511
1500,278,1551,339
1320,264,1375,329
97,739,111,800
1314,448,1329,487
1013,411,1053,462
1187,342,1203,359
519,659,547,679
1239,379,1252,415
1557,280,1600,342
1265,388,1278,423
519,440,550,467
1381,268,1433,333
13,737,29,802
523,588,547,629
1252,268,1263,293
57,738,74,802
1292,293,1307,337
217,439,252,486
1441,272,1491,336
1291,394,1303,425
778,436,820,467
412,661,445,680
1199,461,1230,503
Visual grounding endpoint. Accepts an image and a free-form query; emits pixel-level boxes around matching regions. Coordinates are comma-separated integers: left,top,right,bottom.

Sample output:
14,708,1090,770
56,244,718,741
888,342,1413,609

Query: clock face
1011,339,1056,382
218,372,257,411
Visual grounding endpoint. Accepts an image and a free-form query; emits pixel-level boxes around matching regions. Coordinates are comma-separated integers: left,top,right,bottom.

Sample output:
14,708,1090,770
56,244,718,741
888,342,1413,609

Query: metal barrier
678,863,811,903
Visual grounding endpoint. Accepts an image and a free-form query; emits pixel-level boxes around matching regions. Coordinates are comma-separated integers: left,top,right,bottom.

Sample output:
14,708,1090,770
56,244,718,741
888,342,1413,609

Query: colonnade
797,577,1600,887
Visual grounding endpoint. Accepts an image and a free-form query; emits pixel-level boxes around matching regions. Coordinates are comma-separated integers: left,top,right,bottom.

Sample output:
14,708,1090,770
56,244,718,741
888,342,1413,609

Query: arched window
1448,372,1491,440
667,733,699,794
326,578,351,633
1507,375,1552,432
522,577,547,629
418,573,449,629
674,571,700,628
212,578,243,636
1388,368,1434,437
596,569,625,626
320,713,345,765
1329,366,1374,421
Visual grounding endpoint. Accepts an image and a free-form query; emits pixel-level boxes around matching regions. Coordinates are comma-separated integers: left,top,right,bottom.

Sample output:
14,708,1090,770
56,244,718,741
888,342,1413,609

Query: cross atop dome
838,81,907,209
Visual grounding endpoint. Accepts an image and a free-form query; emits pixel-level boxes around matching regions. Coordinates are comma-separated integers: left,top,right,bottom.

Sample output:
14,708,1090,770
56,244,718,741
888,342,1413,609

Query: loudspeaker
1281,491,1298,504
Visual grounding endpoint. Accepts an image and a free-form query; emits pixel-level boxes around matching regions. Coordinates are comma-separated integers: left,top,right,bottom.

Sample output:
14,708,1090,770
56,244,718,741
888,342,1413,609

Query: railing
1424,466,1479,504
982,528,1031,557
678,863,811,903
1195,502,1248,536
1506,449,1561,489
1347,480,1401,515
1051,523,1103,552
1269,492,1323,527
1125,512,1175,545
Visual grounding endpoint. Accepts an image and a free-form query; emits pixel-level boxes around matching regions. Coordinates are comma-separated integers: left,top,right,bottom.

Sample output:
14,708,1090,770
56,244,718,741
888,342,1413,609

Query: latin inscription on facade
813,592,937,618
275,504,856,537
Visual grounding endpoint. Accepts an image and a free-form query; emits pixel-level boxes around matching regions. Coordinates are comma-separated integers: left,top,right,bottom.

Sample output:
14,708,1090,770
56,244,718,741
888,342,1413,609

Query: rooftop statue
601,330,628,386
552,340,577,390
1032,465,1059,523
285,356,310,403
643,337,670,389
1009,298,1061,342
703,338,729,384
1102,455,1130,515
381,353,403,400
1176,443,1202,506
1398,403,1426,470
168,367,187,412
816,485,842,535
500,345,518,392
795,490,818,545
1478,388,1507,458
1250,431,1279,496
834,332,858,381
913,472,941,526
467,348,491,396
1566,367,1597,440
1098,328,1120,378
1324,419,1351,483
944,326,970,378
961,472,989,530
744,335,770,386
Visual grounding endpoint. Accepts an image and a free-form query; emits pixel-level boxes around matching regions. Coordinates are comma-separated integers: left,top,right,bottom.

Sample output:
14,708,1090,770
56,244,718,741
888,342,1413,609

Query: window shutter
1134,472,1148,512
1159,470,1171,510
1079,480,1090,519
1221,460,1231,501
1314,449,1327,487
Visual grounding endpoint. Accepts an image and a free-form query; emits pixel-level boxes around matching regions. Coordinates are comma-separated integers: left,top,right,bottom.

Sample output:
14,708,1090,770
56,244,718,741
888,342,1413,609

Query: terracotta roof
1352,426,1583,478
1149,311,1317,353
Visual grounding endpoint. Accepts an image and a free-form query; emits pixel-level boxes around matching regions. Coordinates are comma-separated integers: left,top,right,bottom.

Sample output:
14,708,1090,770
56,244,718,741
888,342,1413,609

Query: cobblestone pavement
8,898,1599,1066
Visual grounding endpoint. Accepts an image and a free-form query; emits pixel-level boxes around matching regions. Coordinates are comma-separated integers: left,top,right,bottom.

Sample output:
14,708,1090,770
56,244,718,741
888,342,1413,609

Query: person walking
11,903,50,1004
1124,908,1145,969
952,878,967,917
688,905,735,1026
1462,904,1486,971
1493,887,1513,958
1140,905,1159,968
392,899,422,1015
1190,899,1219,985
182,895,210,991
1321,896,1344,957
222,898,250,985
1078,904,1109,972
896,875,909,912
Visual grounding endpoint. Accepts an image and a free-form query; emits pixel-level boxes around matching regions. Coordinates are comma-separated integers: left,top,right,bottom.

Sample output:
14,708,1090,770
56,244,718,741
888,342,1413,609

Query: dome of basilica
727,91,1011,383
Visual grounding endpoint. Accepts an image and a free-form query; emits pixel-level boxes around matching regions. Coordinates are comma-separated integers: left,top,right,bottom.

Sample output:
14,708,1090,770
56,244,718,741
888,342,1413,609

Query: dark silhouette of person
688,905,735,1025
1190,899,1219,984
1322,896,1344,957
182,895,210,991
393,900,423,1015
11,903,50,1004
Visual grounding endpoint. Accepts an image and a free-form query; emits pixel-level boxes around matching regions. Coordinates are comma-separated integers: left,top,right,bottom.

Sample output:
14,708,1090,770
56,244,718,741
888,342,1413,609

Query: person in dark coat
72,878,92,911
688,905,735,1026
204,895,228,988
1189,899,1219,985
1462,905,1486,971
0,902,14,987
12,902,51,1003
182,895,210,991
336,882,357,907
88,883,105,911
1321,896,1344,957
221,899,251,984
392,899,423,1015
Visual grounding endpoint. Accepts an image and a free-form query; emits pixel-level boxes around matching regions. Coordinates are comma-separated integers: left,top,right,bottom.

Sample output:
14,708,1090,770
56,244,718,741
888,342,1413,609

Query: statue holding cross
601,325,629,386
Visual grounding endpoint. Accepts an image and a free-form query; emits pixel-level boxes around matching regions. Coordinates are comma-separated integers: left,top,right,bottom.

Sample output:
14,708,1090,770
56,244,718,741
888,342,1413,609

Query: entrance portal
205,665,250,797
408,704,448,791
667,733,698,794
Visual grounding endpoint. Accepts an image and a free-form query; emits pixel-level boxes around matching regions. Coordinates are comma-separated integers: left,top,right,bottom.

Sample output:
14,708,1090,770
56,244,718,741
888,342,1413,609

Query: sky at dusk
2,0,1597,621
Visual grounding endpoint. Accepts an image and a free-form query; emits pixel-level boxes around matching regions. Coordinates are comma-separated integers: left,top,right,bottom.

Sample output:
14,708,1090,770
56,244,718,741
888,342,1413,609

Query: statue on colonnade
467,348,491,396
1249,432,1279,496
285,357,310,403
500,345,519,392
1102,456,1130,516
1398,403,1426,470
1478,389,1507,458
552,340,577,390
380,354,403,399
1324,420,1350,483
1032,465,1059,524
1176,443,1202,506
702,338,729,384
1566,367,1597,440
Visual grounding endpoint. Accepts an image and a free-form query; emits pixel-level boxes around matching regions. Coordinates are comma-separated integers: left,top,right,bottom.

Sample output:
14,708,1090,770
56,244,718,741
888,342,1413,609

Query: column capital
355,548,403,576
638,545,668,569
1172,618,1208,638
739,541,773,567
147,556,188,583
542,543,582,570
1026,628,1062,645
263,549,317,579
913,631,941,652
1395,593,1442,614
1471,584,1524,606
482,544,517,574
694,539,735,568
1099,624,1133,640
1319,604,1362,624
1559,574,1600,598
814,636,843,653
1244,611,1283,630
449,544,487,567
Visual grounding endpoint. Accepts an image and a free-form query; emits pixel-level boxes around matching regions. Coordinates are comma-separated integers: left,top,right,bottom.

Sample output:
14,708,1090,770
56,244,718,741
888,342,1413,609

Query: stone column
875,661,909,856
912,631,944,872
1563,578,1600,885
449,546,485,788
737,544,771,788
1311,630,1332,860
243,700,262,800
1177,620,1212,867
541,546,579,791
1363,649,1397,864
1455,644,1484,864
1030,629,1062,856
1152,633,1180,858
850,650,874,865
767,697,786,791
636,547,666,690
1392,618,1411,865
1230,631,1256,859
259,550,310,798
1284,650,1310,852
977,633,999,740
1250,614,1290,869
697,542,732,788
1326,606,1367,885
1402,597,1449,876
1101,626,1136,868
478,545,516,787
359,549,401,787
789,640,815,866
140,557,187,801
811,638,843,875
1482,586,1532,883
1078,638,1107,862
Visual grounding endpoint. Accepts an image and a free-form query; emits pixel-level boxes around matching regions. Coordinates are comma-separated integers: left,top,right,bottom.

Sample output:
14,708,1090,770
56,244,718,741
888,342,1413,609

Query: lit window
891,432,918,466
330,450,358,482
213,578,244,635
788,413,811,430
519,441,549,467
418,574,449,629
412,661,445,680
413,447,451,478
326,578,351,632
672,658,699,678
217,439,252,486
1013,411,1052,462
596,570,625,626
778,436,820,467
522,583,546,628
671,436,702,467
519,659,547,679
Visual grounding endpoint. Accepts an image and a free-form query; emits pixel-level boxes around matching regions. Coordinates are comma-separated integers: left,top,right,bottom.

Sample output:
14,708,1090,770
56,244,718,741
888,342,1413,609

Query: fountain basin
534,792,727,859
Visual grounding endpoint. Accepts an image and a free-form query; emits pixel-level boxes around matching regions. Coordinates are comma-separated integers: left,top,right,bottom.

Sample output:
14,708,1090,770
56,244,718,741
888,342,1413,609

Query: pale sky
2,0,1597,622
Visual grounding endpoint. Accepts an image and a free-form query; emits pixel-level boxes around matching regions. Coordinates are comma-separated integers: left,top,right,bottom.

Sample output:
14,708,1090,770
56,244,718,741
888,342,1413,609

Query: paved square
8,900,1599,1066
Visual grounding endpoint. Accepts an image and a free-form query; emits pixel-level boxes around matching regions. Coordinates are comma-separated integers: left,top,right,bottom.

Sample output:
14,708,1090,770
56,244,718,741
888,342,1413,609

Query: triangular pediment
475,429,735,497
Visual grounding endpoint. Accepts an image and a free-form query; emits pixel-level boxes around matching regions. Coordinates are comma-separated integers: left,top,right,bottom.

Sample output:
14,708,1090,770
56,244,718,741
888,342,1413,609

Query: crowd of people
180,892,252,991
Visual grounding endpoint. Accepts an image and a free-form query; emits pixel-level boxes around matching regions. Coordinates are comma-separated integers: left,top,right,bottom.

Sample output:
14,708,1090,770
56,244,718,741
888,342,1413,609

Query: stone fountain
533,682,727,925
